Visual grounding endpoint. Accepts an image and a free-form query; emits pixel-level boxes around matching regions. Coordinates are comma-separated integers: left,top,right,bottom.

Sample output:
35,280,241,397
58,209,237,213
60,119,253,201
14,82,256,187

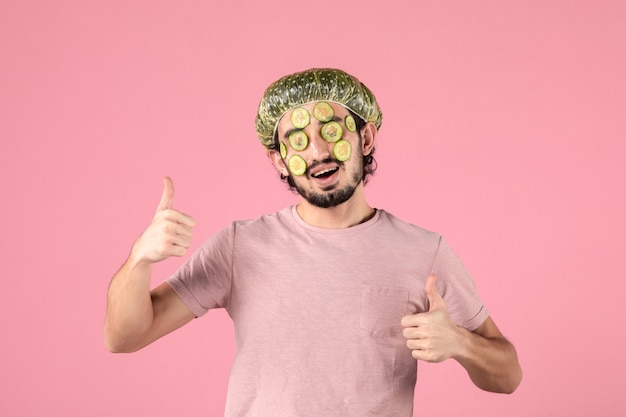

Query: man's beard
293,157,364,209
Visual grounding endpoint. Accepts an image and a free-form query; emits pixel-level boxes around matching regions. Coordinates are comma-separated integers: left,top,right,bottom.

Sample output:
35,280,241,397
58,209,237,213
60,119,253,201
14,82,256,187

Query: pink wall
1,1,624,415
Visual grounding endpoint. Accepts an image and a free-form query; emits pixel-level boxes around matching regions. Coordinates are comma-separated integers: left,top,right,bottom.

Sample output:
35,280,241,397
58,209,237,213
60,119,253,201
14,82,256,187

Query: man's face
274,101,366,208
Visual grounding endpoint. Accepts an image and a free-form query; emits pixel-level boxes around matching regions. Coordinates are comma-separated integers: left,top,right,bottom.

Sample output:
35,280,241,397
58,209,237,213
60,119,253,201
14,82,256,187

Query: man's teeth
312,168,337,178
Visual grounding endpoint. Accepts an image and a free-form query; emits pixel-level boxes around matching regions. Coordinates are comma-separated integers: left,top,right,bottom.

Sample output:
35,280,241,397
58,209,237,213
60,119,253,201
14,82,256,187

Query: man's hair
274,110,378,191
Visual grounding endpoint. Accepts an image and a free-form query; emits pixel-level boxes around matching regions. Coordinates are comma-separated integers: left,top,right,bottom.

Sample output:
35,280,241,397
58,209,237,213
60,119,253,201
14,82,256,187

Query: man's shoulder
377,209,440,241
230,205,294,232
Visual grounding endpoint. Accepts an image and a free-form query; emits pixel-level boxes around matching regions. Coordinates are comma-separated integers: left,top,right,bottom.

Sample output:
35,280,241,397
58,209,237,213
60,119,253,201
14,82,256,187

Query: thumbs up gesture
130,177,196,264
401,274,463,363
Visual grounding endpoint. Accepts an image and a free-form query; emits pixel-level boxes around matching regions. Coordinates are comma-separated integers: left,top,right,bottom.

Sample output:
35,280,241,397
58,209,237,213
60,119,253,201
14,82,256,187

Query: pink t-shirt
167,206,488,417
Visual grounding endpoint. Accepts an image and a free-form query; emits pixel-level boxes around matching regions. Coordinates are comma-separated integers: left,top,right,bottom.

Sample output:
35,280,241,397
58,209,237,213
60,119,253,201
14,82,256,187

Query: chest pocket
359,284,409,338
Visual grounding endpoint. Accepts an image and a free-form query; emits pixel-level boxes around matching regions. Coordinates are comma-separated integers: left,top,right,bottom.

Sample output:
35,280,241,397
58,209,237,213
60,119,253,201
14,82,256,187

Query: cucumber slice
345,114,356,132
333,139,351,162
280,141,287,159
313,102,334,122
321,121,343,143
288,154,307,176
290,107,310,128
288,131,308,151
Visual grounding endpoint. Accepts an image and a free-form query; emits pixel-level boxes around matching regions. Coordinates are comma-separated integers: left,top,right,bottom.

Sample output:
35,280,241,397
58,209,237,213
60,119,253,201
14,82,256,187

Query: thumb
156,176,175,211
426,274,446,312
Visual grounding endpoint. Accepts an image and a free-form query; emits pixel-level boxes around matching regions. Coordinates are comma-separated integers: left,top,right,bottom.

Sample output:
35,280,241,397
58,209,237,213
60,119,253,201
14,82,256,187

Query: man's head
255,68,383,207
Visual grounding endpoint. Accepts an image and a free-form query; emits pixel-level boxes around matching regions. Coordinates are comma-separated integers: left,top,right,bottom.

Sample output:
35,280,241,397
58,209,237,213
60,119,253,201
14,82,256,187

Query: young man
104,68,522,416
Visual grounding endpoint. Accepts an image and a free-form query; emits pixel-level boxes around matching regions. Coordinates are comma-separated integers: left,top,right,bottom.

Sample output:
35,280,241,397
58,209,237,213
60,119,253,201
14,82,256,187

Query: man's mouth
311,167,339,179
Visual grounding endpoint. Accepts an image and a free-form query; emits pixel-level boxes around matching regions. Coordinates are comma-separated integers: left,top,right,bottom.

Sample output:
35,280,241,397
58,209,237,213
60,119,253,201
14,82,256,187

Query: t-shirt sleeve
166,223,235,318
430,236,489,331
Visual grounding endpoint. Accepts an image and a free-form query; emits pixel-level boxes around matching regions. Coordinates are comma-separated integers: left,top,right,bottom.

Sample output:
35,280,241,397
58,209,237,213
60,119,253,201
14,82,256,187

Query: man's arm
452,315,522,393
104,177,196,353
401,275,522,394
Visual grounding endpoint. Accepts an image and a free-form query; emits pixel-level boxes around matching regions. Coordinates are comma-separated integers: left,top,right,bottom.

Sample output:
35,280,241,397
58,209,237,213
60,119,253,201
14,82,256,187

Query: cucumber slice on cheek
333,139,352,162
288,154,307,176
280,141,287,159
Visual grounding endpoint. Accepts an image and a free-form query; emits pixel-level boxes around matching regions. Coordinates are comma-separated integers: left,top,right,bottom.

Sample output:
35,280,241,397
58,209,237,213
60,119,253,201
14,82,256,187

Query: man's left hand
401,274,464,362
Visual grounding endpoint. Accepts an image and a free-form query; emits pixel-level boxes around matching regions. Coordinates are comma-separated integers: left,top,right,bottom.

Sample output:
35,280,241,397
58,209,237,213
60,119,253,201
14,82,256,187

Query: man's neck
295,185,375,229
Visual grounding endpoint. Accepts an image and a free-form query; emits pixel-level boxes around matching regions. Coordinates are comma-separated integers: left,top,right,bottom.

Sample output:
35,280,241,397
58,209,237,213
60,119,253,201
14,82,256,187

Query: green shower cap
255,68,383,148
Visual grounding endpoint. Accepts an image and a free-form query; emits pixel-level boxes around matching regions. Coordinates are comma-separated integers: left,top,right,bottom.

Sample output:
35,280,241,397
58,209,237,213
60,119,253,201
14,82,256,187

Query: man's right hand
104,176,196,353
130,177,196,264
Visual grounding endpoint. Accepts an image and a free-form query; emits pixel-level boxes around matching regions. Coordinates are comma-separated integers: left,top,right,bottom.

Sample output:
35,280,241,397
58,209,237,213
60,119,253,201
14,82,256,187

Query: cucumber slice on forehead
313,102,334,122
333,139,352,162
345,114,357,132
288,131,309,151
321,121,343,143
290,107,310,128
288,154,307,176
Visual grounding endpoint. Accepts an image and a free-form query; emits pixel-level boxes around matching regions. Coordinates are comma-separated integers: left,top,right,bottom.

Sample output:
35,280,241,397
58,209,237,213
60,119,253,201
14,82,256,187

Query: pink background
1,0,624,416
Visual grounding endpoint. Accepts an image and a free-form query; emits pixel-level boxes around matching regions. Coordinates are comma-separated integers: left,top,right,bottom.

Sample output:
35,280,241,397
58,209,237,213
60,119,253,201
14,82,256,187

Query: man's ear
360,122,377,156
267,149,290,177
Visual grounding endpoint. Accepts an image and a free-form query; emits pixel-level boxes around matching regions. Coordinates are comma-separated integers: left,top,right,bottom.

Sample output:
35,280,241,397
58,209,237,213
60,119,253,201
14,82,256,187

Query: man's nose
307,130,331,161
